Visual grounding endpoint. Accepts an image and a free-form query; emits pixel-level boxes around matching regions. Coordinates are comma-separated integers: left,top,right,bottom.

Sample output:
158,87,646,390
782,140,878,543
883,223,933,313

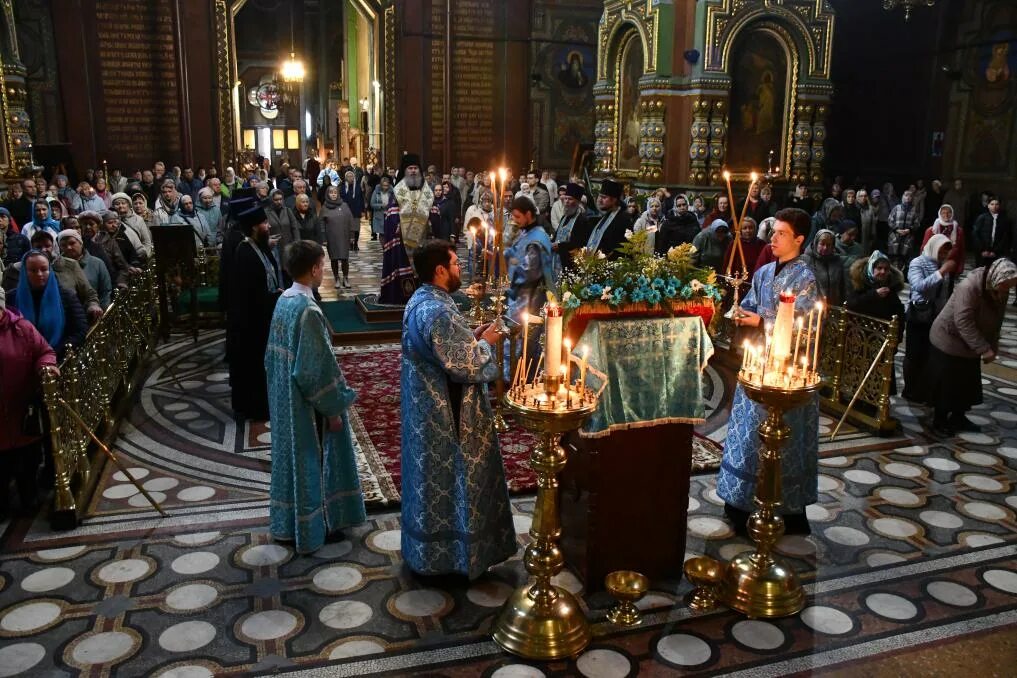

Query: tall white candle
772,289,796,361
545,304,563,380
520,314,530,385
812,302,824,371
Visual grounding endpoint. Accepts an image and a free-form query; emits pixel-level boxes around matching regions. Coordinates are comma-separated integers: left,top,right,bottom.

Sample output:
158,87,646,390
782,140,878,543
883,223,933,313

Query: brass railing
817,305,900,435
41,264,160,529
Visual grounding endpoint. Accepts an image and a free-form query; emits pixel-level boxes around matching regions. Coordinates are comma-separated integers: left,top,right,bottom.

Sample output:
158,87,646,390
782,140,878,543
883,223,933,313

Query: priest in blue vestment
400,240,517,579
717,208,820,536
265,240,366,554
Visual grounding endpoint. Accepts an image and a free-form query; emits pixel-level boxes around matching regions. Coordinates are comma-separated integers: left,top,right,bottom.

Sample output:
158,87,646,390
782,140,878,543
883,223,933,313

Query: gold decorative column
213,0,236,170
638,98,665,183
593,98,615,174
790,103,813,186
809,103,828,185
688,98,711,185
707,99,727,185
0,0,33,176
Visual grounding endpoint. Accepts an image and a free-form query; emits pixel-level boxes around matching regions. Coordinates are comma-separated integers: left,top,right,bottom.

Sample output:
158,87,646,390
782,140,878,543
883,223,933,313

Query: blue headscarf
31,202,60,236
15,250,65,349
864,250,890,285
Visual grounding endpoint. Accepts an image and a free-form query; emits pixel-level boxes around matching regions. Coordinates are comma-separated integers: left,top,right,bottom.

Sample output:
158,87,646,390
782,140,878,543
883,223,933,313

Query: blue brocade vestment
716,257,821,514
265,287,366,554
400,284,517,579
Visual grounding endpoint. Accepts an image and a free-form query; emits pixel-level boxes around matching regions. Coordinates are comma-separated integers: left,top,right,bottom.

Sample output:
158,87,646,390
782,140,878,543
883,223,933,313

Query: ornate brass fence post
41,367,77,529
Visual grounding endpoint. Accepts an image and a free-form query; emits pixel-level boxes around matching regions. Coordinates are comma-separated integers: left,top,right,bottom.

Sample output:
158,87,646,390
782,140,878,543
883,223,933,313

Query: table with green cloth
578,315,715,438
561,314,715,588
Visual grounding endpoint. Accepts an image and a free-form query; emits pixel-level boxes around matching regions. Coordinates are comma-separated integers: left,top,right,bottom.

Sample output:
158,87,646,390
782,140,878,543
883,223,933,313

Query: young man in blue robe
265,240,366,554
400,239,517,579
718,208,820,535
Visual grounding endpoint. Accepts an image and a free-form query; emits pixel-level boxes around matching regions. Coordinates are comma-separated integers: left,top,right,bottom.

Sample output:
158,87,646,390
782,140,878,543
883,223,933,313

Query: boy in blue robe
718,208,820,535
265,240,366,554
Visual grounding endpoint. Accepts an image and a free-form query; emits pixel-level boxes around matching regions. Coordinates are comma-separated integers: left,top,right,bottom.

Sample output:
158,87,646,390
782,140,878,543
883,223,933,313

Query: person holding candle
399,240,516,579
719,208,820,536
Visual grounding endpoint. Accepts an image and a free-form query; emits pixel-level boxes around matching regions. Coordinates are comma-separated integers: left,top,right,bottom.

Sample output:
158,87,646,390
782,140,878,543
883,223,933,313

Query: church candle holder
713,301,824,619
493,358,604,660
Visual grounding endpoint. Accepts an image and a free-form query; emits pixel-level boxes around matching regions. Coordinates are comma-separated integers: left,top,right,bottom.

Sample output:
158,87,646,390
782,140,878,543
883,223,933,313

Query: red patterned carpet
338,347,724,502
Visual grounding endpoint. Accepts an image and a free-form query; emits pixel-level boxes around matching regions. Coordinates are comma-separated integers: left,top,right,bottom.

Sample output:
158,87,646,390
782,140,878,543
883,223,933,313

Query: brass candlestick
715,374,819,618
490,288,510,433
492,379,598,660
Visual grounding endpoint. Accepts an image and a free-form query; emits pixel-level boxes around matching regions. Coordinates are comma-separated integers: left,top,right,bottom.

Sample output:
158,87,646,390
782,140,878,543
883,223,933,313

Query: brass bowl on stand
684,556,723,612
604,570,649,626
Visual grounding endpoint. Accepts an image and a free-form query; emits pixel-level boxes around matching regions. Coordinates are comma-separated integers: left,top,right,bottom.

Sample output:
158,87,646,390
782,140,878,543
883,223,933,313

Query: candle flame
816,301,824,312
723,170,731,180
796,317,803,327
564,338,572,350
750,171,758,182
499,168,507,182
489,171,496,182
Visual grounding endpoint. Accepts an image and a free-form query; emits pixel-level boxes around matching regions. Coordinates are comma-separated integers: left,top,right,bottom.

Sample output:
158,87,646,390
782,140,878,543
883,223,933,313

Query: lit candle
545,303,563,381
772,289,796,362
741,339,750,373
579,345,588,393
812,302,824,371
520,314,530,384
801,356,809,385
723,170,737,227
792,316,804,368
564,338,573,383
763,322,773,381
469,226,477,276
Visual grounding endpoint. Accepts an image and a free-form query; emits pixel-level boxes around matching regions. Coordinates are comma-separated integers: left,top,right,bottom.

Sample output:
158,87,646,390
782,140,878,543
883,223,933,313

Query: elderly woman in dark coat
804,228,846,306
847,250,906,393
927,258,1017,436
320,185,355,289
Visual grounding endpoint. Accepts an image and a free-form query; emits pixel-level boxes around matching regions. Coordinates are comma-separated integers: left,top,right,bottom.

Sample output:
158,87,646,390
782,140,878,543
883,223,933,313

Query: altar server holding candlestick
721,208,820,537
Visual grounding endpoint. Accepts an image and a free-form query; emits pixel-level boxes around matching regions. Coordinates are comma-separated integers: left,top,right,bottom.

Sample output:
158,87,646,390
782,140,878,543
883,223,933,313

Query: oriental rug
335,344,726,505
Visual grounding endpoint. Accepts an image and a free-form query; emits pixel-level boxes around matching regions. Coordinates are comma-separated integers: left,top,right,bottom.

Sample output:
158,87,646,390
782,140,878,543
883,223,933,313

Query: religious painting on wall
617,34,643,171
960,4,1017,175
727,30,790,171
557,47,593,90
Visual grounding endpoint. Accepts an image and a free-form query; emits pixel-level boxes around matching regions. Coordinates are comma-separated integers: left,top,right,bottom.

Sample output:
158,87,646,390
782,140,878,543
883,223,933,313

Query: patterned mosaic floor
1,240,1016,674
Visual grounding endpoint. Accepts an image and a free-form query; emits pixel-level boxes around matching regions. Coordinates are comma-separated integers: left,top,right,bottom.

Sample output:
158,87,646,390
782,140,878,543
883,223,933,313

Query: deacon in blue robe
400,240,517,579
717,208,820,533
266,241,366,554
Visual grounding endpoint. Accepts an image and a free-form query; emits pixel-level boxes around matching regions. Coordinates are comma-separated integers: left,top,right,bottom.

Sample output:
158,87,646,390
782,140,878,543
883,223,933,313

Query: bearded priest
399,240,516,579
380,153,434,304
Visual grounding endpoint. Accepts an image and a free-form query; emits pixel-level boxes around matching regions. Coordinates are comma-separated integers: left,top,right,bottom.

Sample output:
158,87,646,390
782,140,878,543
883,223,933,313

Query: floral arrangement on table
557,230,722,328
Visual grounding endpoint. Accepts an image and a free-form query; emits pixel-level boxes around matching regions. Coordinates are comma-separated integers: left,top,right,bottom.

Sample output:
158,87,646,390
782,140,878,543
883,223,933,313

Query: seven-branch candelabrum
509,301,594,411
738,292,824,390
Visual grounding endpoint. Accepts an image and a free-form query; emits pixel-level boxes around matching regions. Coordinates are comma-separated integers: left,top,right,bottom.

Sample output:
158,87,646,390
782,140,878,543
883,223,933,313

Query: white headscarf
930,203,958,244
922,233,950,260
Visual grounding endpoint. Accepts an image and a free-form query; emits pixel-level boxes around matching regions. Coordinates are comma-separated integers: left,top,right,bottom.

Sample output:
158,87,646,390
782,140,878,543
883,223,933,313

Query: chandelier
883,0,936,21
279,3,304,83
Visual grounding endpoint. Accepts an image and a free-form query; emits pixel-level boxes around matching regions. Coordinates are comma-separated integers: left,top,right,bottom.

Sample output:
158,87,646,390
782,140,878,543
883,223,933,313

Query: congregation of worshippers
2,156,1016,562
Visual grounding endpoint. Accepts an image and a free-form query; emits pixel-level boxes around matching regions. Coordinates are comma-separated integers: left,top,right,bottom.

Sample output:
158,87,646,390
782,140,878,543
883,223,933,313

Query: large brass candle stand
492,373,599,660
715,373,819,618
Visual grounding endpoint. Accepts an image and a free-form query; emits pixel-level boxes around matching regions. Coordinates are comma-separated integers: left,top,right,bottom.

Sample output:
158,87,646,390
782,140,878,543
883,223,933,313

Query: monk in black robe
227,203,282,421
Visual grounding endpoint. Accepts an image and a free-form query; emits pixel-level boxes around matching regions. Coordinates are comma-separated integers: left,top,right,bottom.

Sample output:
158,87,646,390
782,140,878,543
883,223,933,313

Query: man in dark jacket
972,197,1012,269
559,179,632,260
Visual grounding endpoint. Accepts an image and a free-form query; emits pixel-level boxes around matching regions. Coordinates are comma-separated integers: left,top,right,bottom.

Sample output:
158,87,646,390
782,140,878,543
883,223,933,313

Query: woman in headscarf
54,174,77,213
807,198,844,246
169,194,212,247
94,176,113,208
633,196,663,255
9,250,87,360
132,192,158,230
46,197,65,222
266,189,299,248
804,228,846,306
847,250,906,393
855,189,878,255
842,188,860,226
922,203,965,275
0,207,28,266
221,166,243,198
320,184,355,288
835,220,864,273
369,175,392,243
691,218,732,273
927,258,1017,435
22,200,60,242
691,195,708,228
903,234,955,403
195,187,223,245
704,195,732,228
